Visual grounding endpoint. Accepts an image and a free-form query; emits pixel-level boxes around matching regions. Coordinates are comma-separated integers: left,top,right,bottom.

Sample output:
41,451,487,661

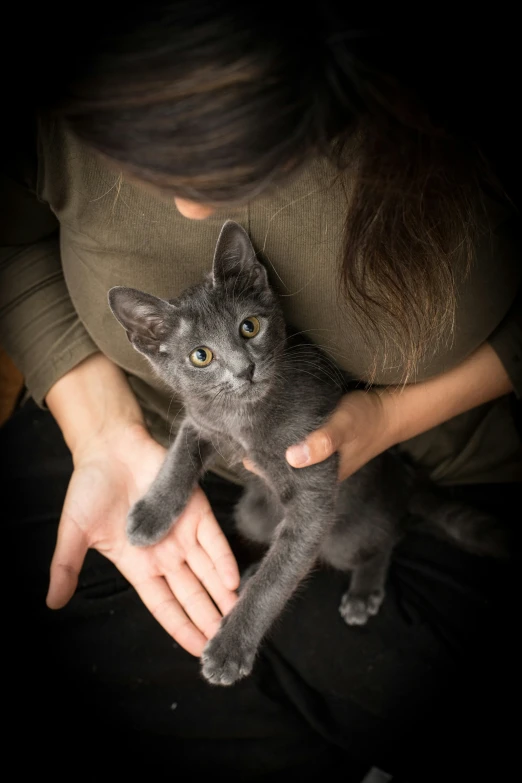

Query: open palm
46,425,239,656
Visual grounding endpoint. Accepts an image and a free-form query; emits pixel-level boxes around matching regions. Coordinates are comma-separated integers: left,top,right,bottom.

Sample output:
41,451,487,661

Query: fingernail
287,443,310,467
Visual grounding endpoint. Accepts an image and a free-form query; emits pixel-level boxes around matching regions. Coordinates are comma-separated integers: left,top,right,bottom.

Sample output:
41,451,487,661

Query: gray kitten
109,221,505,686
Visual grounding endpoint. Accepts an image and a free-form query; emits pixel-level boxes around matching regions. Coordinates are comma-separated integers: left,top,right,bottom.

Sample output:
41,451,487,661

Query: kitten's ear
108,287,175,358
212,220,269,289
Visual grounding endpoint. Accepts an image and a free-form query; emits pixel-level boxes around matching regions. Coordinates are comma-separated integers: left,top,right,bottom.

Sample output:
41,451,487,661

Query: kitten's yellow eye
190,347,213,367
240,316,260,339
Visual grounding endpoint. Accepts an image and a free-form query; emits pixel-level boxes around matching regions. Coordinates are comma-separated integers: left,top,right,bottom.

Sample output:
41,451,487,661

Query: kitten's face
154,286,284,404
109,221,286,407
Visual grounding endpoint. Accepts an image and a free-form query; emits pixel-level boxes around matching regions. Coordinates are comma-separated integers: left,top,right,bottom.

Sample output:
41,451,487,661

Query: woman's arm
384,342,512,446
286,342,513,480
1,166,98,406
46,352,146,457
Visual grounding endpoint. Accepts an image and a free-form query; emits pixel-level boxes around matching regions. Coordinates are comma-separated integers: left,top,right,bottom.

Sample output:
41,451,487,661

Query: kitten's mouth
236,379,270,401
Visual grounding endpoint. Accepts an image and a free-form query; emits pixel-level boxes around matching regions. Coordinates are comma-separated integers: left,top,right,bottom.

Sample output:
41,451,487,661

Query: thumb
46,510,88,609
286,412,349,468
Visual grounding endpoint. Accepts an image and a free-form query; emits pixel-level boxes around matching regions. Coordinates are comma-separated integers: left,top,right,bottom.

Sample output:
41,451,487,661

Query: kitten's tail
409,491,510,559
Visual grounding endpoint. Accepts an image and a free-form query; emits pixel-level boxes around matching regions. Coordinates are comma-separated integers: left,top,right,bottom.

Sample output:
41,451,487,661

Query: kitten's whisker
288,365,344,391
283,349,347,383
283,328,335,342
283,340,354,366
284,349,346,377
283,344,340,369
203,381,229,395
208,387,228,409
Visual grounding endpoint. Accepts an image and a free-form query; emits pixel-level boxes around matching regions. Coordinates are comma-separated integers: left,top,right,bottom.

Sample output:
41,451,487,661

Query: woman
1,6,520,779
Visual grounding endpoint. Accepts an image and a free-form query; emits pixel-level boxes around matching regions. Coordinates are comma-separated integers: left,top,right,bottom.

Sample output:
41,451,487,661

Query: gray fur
109,220,505,687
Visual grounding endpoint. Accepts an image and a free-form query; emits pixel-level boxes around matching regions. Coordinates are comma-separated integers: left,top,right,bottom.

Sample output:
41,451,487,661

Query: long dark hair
43,3,509,379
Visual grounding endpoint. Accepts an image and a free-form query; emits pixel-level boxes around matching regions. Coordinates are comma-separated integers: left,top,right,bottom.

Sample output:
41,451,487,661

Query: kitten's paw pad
339,589,385,626
126,499,174,546
201,632,255,686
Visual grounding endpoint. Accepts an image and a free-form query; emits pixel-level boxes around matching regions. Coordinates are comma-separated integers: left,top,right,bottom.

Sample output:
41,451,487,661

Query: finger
164,563,223,640
197,510,240,591
133,574,207,656
46,512,88,609
185,544,238,617
286,416,346,468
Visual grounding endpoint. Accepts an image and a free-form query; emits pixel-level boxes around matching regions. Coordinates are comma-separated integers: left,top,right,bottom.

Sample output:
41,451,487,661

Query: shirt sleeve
488,284,522,398
0,137,98,406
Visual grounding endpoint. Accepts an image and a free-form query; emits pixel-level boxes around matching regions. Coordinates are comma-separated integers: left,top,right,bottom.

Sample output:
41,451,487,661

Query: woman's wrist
46,352,147,458
377,342,512,446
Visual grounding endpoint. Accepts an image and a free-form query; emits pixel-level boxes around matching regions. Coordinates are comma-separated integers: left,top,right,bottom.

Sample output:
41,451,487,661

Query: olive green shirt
1,117,521,484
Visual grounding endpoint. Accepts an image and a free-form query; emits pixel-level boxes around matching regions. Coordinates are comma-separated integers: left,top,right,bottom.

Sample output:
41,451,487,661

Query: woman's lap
2,401,520,778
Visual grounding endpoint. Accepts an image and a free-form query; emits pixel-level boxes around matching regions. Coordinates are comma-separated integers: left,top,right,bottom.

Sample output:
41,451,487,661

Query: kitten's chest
187,412,256,468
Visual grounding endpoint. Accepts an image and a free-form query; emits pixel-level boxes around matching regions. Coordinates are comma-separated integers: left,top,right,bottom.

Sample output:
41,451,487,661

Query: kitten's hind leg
340,549,391,626
234,476,283,545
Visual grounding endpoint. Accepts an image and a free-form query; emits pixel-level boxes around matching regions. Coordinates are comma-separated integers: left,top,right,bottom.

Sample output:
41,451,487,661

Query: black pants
2,401,521,781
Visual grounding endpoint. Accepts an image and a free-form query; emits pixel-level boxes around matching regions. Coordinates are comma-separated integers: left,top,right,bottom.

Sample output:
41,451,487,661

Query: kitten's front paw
339,589,385,626
127,498,174,546
201,625,256,686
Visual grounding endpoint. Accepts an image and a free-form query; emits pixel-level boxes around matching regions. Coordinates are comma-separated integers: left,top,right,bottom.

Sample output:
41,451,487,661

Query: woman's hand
45,353,239,657
243,389,394,481
47,426,239,656
283,342,512,480
46,422,239,656
285,390,393,480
